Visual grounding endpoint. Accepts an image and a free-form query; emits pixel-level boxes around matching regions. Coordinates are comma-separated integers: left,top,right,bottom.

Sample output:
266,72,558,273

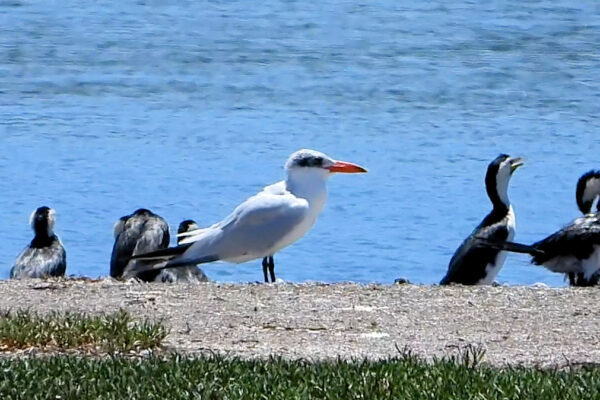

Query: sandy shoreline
0,279,598,367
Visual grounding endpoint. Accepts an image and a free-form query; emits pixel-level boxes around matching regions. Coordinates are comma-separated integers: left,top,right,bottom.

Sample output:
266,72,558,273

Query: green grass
1,350,600,400
0,309,167,353
0,312,598,399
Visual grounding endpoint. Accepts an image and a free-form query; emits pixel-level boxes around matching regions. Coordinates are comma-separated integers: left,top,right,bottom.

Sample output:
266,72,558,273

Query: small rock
139,349,152,357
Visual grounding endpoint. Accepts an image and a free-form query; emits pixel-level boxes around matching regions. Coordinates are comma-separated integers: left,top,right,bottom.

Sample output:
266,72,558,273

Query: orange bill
327,160,368,173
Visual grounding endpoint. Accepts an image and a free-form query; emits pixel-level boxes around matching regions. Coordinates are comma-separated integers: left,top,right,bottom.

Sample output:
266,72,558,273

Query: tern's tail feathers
122,259,170,279
176,227,209,238
125,244,191,277
130,243,192,261
476,238,545,257
176,227,215,245
126,243,220,276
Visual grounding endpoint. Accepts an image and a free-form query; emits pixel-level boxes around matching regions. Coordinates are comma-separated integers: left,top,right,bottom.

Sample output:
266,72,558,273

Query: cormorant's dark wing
531,214,600,265
110,225,141,278
485,215,600,282
131,222,170,257
110,214,170,279
440,223,509,285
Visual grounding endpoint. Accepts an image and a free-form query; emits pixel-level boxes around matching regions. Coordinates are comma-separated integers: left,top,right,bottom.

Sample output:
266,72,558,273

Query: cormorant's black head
485,154,524,209
178,219,199,235
576,170,600,214
113,209,160,238
132,208,154,217
177,219,199,245
29,206,56,237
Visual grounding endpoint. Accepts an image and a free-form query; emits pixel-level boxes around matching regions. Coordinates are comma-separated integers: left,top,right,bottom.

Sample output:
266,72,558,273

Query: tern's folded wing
180,192,309,263
178,181,291,242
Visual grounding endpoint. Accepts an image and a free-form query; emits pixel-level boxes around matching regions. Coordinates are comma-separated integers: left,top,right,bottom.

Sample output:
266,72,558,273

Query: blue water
1,1,600,285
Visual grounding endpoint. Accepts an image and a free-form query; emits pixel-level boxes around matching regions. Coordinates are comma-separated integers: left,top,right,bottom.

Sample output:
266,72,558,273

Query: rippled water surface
1,1,600,285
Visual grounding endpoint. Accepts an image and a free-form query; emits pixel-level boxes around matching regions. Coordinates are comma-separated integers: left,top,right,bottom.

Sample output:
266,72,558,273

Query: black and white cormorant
567,170,600,286
485,170,600,285
440,154,524,285
154,220,209,283
110,208,170,282
10,206,67,279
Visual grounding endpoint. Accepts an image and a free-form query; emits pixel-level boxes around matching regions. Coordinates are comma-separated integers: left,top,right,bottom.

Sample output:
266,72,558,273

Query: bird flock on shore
8,149,600,287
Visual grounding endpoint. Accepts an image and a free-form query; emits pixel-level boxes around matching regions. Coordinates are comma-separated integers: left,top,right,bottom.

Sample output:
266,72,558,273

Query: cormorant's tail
476,238,545,257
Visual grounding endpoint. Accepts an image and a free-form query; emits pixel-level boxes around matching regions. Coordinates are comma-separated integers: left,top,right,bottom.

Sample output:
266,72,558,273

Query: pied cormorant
567,170,600,286
440,154,524,285
153,219,209,283
487,170,600,285
110,208,170,282
10,206,67,279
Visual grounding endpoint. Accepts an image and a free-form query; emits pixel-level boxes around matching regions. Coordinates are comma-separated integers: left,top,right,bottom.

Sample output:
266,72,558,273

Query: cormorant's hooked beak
327,160,368,174
509,157,524,173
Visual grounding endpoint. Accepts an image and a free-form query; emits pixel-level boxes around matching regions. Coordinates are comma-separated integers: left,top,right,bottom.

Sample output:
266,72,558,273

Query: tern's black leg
268,256,275,283
262,257,269,283
568,272,580,286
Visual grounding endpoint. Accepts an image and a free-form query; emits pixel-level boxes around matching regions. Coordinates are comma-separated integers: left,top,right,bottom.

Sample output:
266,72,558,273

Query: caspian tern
126,149,367,281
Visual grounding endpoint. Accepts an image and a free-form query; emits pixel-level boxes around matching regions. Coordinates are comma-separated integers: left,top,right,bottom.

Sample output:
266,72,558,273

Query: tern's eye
297,156,324,167
293,153,328,168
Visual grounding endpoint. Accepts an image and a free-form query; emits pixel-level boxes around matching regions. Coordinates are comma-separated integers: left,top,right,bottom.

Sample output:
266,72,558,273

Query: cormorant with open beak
440,155,524,285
